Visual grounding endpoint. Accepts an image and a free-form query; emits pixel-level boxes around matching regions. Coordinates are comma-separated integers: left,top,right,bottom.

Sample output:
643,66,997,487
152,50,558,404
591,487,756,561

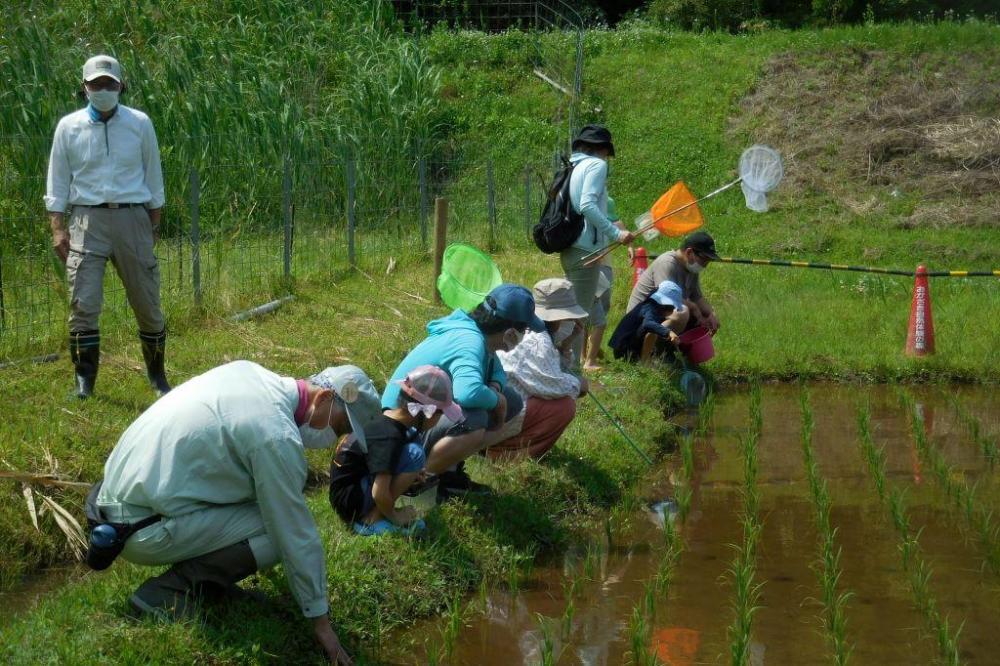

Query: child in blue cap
608,280,688,361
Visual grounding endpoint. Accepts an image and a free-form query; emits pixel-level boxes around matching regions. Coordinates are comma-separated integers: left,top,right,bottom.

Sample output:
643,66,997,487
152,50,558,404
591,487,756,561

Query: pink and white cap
396,365,464,423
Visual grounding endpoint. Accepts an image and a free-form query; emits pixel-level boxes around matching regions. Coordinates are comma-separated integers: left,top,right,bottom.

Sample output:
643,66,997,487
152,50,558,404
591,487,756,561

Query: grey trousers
66,205,164,333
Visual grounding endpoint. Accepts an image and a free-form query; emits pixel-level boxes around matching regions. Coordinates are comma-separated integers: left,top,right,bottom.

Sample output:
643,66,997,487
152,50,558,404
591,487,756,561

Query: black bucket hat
572,124,615,156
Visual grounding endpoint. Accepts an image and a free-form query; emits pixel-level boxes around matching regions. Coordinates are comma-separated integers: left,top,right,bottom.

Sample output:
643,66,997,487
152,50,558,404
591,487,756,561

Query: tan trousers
66,205,164,333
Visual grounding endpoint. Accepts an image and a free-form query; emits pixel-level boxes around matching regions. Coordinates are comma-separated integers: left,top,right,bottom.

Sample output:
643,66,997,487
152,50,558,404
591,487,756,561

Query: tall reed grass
0,1,447,250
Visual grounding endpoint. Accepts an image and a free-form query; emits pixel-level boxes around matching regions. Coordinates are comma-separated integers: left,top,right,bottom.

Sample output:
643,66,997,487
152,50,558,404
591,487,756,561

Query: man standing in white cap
90,360,382,664
45,54,168,399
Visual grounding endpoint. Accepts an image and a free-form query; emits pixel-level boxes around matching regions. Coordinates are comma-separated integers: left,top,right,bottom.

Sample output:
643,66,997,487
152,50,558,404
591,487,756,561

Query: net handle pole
582,177,742,268
587,392,654,466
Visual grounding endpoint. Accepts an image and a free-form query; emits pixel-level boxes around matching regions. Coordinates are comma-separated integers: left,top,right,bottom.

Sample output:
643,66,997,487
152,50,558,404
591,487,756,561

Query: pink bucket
678,326,715,364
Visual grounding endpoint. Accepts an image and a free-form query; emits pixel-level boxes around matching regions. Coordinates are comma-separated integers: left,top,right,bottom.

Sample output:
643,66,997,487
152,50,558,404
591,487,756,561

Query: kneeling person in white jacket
96,360,382,665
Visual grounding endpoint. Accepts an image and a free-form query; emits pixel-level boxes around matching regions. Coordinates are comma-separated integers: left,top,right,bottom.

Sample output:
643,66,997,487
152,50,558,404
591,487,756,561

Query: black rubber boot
139,329,171,397
69,330,100,399
129,540,260,621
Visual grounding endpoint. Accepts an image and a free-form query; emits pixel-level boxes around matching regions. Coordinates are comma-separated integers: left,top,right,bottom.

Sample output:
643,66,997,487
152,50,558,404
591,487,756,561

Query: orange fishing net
649,182,704,237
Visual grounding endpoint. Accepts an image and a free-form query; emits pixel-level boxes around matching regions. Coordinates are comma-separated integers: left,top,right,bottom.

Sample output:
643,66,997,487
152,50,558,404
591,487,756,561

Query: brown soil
731,47,1000,229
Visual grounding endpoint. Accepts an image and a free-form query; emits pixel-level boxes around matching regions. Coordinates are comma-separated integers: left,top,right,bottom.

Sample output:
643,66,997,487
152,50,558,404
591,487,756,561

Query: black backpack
532,158,584,254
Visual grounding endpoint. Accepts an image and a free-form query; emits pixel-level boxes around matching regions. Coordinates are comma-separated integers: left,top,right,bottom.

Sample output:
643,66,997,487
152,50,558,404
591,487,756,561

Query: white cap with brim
83,55,122,83
309,365,383,448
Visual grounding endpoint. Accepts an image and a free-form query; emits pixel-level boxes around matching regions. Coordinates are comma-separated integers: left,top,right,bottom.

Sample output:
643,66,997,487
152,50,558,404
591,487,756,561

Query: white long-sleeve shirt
98,361,329,618
45,104,165,212
497,331,581,400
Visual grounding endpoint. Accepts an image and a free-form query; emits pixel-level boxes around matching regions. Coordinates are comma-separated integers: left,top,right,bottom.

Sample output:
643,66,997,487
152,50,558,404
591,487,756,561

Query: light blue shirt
568,153,625,251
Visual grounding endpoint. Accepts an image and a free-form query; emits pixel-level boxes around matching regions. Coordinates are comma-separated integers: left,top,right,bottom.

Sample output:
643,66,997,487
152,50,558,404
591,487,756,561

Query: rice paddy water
384,383,1000,665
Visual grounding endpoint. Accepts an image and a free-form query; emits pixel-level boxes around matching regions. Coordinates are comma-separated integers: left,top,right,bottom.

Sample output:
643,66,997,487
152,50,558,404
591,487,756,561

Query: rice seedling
537,613,556,666
800,389,854,665
696,389,716,437
426,640,443,666
654,519,681,599
561,575,582,637
727,383,764,665
856,404,964,666
898,390,1000,578
626,589,657,666
675,483,693,523
441,592,465,660
948,396,1000,465
681,432,696,482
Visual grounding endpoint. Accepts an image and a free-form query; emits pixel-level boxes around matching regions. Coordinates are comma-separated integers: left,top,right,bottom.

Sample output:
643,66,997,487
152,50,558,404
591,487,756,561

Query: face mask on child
551,321,576,345
502,327,525,352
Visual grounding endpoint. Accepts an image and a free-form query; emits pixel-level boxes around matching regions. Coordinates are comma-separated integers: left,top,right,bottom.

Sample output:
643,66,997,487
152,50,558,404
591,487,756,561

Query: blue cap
485,284,546,332
650,280,685,311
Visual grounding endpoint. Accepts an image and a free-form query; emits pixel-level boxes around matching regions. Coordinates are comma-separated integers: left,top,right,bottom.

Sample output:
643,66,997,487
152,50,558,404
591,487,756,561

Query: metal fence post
486,159,497,252
0,247,5,331
418,157,428,247
282,157,292,280
346,157,357,268
524,164,532,241
189,166,201,307
433,197,448,304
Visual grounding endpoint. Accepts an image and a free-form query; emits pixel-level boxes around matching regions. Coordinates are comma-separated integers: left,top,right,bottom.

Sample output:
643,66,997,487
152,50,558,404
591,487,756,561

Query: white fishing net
739,144,784,212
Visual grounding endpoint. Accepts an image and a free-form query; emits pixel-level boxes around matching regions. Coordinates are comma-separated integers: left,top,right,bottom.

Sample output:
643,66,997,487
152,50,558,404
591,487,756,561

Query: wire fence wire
0,148,554,362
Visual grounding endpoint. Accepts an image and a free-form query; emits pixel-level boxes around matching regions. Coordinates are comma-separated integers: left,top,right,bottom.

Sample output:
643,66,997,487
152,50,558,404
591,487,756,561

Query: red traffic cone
632,246,648,287
905,265,935,356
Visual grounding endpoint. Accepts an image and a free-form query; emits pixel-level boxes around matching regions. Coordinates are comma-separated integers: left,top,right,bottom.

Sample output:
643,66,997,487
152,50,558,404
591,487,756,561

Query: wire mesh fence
0,144,555,362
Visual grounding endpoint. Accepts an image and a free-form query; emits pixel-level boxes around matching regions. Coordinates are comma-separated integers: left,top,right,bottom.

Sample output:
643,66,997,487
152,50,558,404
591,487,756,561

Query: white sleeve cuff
301,596,330,618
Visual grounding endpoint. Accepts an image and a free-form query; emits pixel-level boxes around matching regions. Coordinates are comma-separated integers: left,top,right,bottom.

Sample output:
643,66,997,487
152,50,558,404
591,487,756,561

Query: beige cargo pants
66,205,164,333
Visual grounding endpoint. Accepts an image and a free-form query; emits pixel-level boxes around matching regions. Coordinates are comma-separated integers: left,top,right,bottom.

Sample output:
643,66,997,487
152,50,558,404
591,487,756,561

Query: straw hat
532,278,588,321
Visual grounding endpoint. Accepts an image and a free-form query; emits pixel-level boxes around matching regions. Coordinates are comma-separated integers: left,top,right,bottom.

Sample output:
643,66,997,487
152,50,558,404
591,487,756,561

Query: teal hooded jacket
381,309,506,411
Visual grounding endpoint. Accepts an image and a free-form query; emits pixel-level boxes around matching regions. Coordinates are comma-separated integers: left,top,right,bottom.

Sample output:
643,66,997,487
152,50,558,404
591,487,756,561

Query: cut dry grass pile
732,46,1000,229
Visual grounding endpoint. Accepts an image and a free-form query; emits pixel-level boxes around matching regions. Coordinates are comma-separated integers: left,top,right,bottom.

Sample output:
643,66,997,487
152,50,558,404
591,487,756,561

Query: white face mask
502,328,525,352
88,89,119,113
685,253,706,274
298,401,338,449
552,321,576,345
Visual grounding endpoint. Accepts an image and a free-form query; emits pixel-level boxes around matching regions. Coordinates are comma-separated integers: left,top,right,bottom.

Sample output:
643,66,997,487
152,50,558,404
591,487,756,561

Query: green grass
0,248,682,663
